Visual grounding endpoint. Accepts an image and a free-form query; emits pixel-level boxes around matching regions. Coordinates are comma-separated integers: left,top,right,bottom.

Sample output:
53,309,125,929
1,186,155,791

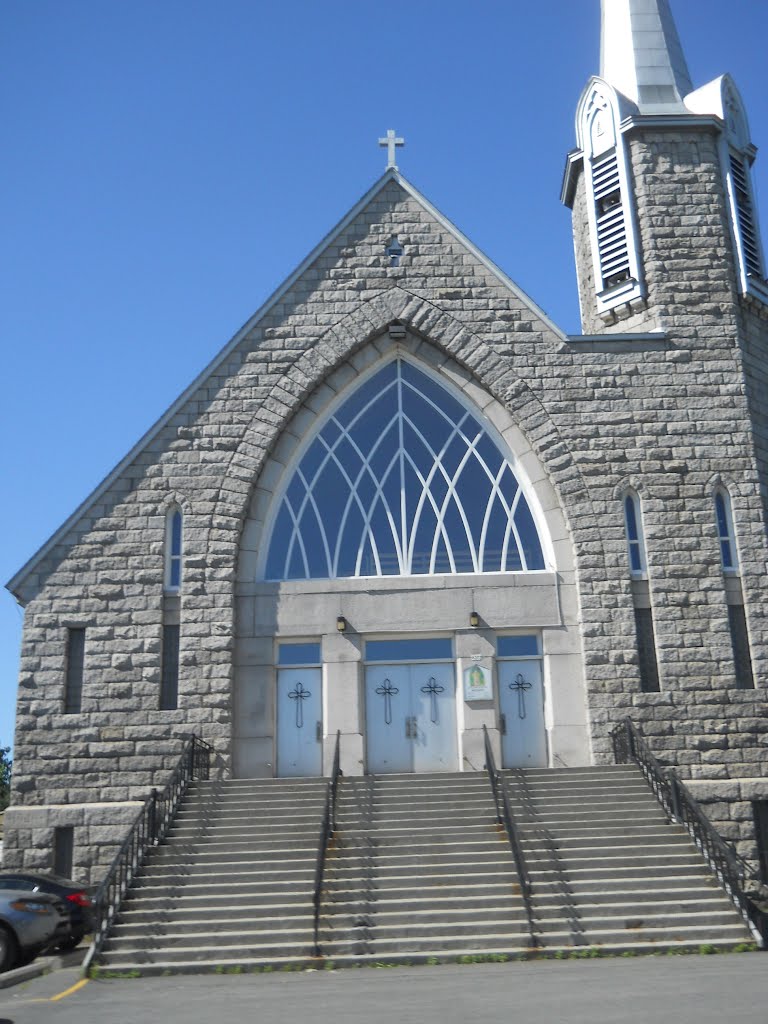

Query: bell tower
563,0,768,332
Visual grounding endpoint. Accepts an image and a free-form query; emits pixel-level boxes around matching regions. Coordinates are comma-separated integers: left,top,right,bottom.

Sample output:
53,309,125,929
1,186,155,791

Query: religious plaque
463,663,493,701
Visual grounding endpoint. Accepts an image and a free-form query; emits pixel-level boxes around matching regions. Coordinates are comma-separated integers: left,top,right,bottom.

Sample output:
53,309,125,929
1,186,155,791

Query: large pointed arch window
264,360,546,580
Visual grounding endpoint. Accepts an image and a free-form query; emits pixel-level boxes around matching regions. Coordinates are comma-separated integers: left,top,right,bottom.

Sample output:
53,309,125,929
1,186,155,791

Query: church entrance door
498,658,547,768
365,661,458,774
276,666,323,777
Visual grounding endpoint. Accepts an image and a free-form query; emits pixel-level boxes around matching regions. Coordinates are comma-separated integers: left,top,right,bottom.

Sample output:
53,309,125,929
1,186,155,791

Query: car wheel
0,925,18,972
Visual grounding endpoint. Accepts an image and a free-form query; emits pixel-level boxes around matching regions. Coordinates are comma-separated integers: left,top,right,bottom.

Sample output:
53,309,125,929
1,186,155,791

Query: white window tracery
264,360,546,581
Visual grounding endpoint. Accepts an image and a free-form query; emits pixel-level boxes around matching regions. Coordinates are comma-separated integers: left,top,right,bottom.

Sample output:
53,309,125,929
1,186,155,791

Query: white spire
600,0,693,111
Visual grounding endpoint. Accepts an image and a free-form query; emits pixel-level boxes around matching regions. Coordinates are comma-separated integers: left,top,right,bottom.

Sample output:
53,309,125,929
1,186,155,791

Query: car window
0,877,32,890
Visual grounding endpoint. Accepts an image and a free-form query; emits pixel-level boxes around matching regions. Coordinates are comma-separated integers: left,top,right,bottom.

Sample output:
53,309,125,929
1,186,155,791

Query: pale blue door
365,662,458,773
411,663,458,773
276,667,323,777
498,659,547,768
365,664,413,773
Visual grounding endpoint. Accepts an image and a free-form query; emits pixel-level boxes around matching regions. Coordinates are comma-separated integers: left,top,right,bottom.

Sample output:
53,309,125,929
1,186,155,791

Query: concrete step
129,877,317,898
149,842,320,859
102,940,318,964
118,901,314,925
108,920,317,946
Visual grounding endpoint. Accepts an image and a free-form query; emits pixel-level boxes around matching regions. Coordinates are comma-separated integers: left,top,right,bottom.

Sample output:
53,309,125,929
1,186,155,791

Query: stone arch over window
260,356,548,581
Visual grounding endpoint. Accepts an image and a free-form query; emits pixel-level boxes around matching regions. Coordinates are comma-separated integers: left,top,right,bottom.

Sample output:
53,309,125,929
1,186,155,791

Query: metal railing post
482,725,538,948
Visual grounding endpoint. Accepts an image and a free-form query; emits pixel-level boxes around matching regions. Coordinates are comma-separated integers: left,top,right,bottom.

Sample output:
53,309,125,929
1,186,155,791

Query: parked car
0,889,71,971
0,873,94,951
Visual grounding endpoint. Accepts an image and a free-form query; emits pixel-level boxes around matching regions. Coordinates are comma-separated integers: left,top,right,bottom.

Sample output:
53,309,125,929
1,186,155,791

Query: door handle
500,713,507,736
316,721,323,743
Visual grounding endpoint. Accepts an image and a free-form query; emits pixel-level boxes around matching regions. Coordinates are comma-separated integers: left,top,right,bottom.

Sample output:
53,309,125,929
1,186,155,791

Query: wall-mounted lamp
336,616,347,633
469,610,480,628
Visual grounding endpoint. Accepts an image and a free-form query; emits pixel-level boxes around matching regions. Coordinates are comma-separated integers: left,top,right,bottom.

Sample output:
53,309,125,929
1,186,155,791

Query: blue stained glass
264,359,547,580
286,539,307,580
169,560,181,589
498,635,540,658
171,511,182,555
265,504,294,579
715,493,728,536
515,495,545,570
624,496,639,541
298,504,329,578
482,494,508,573
367,637,452,662
336,364,397,428
720,539,733,568
279,643,321,666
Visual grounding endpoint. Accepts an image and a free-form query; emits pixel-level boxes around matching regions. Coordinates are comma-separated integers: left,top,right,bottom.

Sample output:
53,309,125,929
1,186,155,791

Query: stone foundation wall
1,802,142,886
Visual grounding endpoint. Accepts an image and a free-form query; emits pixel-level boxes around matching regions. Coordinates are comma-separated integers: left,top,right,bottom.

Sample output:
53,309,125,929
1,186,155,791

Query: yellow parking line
50,977,90,1001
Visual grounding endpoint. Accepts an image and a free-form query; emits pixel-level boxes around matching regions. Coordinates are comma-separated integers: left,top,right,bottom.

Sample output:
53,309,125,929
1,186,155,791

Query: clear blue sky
2,0,767,754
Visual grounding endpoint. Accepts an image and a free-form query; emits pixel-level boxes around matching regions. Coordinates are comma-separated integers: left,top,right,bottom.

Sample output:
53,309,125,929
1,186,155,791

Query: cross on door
288,681,312,728
376,678,399,725
509,672,532,720
421,677,445,723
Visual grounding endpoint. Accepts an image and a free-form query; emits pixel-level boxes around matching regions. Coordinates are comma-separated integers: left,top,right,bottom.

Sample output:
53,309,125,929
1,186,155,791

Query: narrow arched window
165,508,183,591
714,489,737,571
623,491,646,575
263,359,547,581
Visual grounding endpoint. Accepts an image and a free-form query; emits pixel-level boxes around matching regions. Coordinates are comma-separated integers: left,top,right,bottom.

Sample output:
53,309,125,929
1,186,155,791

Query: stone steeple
600,0,693,111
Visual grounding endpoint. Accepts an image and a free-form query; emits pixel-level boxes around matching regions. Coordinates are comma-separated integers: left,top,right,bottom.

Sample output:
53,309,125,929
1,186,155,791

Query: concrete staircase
505,766,754,953
318,773,533,963
98,777,327,972
95,765,756,973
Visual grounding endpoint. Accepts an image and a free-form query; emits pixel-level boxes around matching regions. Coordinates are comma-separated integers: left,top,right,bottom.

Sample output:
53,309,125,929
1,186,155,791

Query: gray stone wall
6,161,768,876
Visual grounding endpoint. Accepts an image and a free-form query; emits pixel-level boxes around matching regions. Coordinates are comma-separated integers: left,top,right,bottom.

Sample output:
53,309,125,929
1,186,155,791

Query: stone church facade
5,0,768,883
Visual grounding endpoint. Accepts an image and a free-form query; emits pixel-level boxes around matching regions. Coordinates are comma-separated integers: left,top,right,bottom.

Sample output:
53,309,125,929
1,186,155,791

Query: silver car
0,889,71,971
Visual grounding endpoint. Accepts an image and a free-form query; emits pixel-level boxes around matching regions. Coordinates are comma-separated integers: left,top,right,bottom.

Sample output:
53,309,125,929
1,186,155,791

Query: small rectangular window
160,624,180,710
278,642,321,666
497,635,540,658
727,604,754,689
634,607,660,693
366,638,452,662
53,826,74,878
753,802,768,884
64,628,85,713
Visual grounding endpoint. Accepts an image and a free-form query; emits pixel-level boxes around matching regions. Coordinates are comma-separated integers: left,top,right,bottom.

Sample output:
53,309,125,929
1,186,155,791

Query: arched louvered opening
262,359,547,581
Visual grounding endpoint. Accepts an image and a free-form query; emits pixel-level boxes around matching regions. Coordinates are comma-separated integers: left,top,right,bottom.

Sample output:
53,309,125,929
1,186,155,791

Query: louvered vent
592,151,631,289
730,154,763,278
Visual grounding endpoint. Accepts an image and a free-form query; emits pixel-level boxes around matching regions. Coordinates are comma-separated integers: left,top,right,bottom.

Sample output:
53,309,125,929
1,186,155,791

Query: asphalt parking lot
0,953,766,1024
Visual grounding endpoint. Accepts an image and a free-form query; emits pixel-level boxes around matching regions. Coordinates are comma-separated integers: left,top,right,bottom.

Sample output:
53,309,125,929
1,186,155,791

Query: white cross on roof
378,129,404,170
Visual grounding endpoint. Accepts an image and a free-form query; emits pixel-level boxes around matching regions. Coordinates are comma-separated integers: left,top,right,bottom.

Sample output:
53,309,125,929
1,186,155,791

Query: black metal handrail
612,717,768,948
82,734,213,973
313,730,342,956
482,725,538,948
